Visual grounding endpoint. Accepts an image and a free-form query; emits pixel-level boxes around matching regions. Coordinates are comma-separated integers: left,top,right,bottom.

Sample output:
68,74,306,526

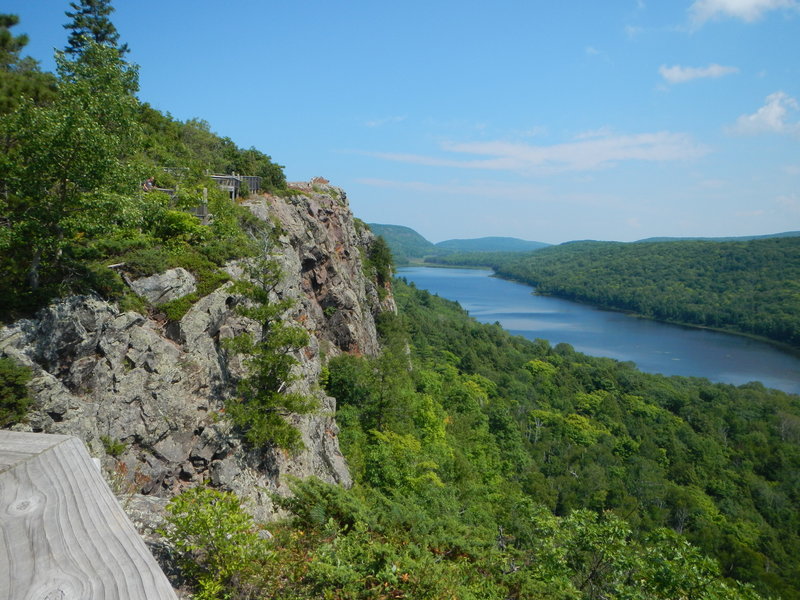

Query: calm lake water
398,267,800,394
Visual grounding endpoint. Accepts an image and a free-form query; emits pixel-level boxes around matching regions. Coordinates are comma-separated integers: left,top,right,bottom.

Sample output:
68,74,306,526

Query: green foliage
223,239,316,452
164,277,792,599
436,236,550,253
100,434,126,457
63,0,129,58
361,235,393,298
0,41,142,310
0,15,57,115
0,8,287,322
367,223,437,264
137,111,286,192
0,357,32,427
0,14,28,69
369,223,550,265
161,487,273,600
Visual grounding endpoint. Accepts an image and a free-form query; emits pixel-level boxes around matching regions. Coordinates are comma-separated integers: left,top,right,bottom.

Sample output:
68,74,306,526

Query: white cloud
355,178,548,199
626,217,642,228
367,131,709,175
689,0,798,25
659,63,739,84
625,25,644,38
574,126,615,140
728,92,800,135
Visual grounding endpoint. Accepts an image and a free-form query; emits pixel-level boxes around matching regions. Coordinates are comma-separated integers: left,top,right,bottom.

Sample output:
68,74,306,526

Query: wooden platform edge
0,430,178,600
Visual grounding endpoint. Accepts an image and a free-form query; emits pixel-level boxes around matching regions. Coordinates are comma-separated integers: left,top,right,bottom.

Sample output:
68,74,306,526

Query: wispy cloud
659,63,739,84
355,178,547,199
689,0,798,26
728,92,800,135
625,25,644,38
355,178,635,212
574,126,615,140
364,115,406,128
366,131,709,175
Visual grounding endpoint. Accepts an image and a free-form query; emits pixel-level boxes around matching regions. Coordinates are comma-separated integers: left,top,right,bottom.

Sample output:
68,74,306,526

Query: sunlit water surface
398,267,800,394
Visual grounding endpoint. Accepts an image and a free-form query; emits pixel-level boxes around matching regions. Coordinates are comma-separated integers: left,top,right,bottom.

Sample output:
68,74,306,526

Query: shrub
0,357,33,427
154,210,208,244
160,486,273,600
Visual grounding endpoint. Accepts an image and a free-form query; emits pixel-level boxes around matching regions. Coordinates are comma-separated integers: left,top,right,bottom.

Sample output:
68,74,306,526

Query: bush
154,210,208,244
160,486,274,600
0,357,32,427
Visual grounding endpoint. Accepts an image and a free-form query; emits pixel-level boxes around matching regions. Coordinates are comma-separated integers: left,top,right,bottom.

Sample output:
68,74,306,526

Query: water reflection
398,267,800,394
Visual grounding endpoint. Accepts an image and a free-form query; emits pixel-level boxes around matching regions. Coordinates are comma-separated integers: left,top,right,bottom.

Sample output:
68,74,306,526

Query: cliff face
0,183,390,520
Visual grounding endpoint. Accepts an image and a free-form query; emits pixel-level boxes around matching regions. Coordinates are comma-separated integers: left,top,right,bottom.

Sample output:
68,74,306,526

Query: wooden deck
0,431,177,599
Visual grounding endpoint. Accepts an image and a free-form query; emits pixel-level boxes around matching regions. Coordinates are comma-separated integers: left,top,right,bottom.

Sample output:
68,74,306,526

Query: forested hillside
430,237,800,348
367,223,436,264
161,278,800,599
369,223,549,265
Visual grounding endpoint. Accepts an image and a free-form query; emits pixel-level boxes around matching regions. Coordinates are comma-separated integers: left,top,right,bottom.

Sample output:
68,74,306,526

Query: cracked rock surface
0,183,391,521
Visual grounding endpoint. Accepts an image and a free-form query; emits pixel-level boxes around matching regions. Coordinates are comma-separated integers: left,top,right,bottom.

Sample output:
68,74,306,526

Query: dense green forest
368,224,437,263
429,237,800,349
163,278,800,599
0,10,287,321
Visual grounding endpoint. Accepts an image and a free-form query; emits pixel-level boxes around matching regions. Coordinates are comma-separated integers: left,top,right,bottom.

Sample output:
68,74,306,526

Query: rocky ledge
0,182,391,521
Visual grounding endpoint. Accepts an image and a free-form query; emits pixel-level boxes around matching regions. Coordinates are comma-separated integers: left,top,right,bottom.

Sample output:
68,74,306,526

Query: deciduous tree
0,42,141,305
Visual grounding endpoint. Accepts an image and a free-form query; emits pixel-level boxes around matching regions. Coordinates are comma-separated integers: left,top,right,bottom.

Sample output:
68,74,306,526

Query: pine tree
63,0,128,57
0,14,28,70
0,15,56,114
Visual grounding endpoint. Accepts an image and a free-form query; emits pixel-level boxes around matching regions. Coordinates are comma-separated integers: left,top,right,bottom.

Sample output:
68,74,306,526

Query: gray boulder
131,268,197,306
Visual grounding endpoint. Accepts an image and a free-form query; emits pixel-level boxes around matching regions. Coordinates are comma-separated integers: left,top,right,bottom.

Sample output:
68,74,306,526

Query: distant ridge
636,231,800,243
436,236,550,253
368,223,550,264
368,224,436,261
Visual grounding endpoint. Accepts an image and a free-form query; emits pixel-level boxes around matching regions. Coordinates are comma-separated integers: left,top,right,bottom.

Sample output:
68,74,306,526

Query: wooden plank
0,431,177,600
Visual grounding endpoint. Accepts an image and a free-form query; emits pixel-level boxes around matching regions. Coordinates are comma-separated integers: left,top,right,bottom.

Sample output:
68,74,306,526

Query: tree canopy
1,42,142,300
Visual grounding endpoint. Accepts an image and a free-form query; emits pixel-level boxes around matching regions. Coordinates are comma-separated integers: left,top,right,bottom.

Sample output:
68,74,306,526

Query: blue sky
9,0,800,243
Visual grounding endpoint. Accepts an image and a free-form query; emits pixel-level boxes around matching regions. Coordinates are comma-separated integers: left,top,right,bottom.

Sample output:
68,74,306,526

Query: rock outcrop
0,182,390,521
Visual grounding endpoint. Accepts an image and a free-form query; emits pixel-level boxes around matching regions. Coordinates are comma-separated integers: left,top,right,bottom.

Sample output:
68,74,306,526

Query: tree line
429,237,800,348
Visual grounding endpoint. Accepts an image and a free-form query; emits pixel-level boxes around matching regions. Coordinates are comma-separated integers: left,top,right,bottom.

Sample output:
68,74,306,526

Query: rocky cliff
0,182,391,521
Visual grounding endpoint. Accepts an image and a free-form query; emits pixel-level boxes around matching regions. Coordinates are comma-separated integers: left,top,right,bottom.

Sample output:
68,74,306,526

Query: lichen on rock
0,181,391,522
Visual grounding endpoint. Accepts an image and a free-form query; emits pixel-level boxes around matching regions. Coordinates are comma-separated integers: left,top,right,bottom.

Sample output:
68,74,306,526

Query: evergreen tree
0,14,28,70
0,15,57,114
63,0,129,57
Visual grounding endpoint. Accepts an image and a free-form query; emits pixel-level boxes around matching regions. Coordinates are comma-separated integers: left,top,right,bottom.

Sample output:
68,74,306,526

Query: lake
398,267,800,394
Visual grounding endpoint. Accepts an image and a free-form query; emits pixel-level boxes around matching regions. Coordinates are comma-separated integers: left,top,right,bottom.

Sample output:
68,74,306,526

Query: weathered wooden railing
0,431,177,599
